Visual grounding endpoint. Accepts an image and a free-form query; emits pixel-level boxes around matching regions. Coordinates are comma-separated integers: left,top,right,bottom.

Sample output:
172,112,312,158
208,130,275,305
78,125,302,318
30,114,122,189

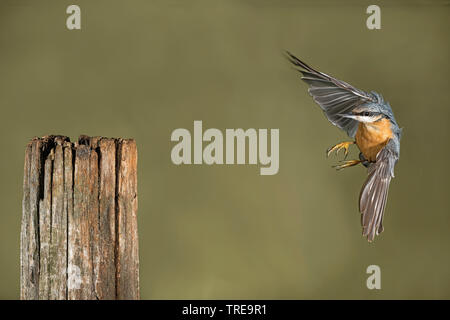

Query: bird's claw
326,141,354,159
332,159,361,170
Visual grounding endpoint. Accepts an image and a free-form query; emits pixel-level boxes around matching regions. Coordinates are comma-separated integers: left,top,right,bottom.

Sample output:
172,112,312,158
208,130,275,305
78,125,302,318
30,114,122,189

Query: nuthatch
287,51,402,242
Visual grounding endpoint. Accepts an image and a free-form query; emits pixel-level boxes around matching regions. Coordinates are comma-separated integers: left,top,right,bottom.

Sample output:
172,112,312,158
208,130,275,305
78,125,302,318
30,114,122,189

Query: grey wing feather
286,51,376,138
359,140,398,242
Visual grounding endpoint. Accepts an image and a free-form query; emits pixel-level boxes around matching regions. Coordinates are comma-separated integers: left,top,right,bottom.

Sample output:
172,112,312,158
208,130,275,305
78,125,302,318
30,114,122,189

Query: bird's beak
337,113,358,120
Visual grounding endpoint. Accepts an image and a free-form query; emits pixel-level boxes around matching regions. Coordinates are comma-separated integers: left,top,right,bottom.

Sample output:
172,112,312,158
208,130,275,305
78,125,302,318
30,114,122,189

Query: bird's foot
332,159,361,170
326,141,354,159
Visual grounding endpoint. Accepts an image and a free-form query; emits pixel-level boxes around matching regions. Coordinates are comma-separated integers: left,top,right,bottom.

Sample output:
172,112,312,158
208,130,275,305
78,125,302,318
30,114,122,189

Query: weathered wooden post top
21,135,139,300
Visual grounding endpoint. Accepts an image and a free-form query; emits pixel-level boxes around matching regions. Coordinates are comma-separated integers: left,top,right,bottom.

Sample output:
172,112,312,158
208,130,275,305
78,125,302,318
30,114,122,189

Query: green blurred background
0,0,449,299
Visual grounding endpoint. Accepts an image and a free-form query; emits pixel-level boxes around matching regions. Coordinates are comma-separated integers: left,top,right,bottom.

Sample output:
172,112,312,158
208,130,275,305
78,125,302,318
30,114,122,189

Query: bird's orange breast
355,118,393,162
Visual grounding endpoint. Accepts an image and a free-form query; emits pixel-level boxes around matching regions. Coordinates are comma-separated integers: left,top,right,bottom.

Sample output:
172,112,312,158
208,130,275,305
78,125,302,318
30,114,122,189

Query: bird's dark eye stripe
357,111,377,117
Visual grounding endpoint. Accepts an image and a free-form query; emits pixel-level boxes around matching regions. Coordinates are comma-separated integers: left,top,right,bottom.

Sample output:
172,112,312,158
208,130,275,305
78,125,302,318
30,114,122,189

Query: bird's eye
363,112,370,117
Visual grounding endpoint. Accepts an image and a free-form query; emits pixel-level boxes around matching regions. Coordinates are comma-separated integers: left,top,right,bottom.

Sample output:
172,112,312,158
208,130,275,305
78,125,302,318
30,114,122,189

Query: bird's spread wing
286,51,376,138
359,141,397,242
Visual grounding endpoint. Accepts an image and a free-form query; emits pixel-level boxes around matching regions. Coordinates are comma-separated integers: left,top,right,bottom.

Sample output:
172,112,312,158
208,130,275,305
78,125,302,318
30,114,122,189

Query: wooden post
21,135,139,300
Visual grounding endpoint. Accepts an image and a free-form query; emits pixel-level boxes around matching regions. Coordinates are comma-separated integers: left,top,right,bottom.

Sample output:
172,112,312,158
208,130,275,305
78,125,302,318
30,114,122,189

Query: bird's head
339,103,385,124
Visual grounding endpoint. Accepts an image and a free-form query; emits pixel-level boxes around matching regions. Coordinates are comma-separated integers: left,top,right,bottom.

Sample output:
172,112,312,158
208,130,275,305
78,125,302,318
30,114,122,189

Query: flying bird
286,51,402,242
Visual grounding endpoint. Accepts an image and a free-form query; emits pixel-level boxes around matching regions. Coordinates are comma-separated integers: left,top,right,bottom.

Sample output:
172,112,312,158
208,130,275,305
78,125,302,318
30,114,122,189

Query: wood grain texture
38,149,53,299
49,138,67,299
70,143,94,299
21,142,31,300
21,138,42,300
116,139,140,300
97,139,117,299
21,136,139,300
